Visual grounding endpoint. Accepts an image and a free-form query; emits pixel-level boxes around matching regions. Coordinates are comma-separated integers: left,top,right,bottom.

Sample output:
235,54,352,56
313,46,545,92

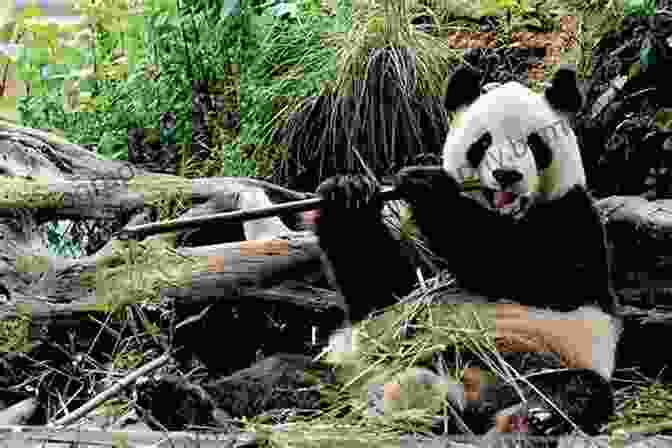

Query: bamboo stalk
115,186,396,240
116,181,480,240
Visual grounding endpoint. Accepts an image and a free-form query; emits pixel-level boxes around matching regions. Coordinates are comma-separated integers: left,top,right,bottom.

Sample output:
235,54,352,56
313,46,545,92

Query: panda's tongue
494,191,515,208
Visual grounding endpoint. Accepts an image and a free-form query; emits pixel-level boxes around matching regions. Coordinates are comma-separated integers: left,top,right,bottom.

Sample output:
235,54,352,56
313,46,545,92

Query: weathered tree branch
0,122,337,316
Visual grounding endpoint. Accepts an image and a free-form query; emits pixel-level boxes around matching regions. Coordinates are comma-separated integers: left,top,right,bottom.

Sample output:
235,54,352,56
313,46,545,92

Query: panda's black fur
314,65,621,437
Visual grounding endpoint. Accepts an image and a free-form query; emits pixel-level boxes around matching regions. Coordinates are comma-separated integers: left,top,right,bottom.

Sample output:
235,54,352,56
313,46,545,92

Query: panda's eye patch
527,132,553,171
467,132,492,168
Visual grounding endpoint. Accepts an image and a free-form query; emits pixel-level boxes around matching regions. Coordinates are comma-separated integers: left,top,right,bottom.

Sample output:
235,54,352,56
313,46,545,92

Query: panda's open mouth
482,188,531,218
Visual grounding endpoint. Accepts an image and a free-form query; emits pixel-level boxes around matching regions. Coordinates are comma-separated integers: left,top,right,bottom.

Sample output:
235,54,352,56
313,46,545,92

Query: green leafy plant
480,0,555,32
623,0,655,16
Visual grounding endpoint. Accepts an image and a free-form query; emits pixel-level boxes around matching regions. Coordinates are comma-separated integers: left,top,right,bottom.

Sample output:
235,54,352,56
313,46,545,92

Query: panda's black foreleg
564,188,620,315
315,174,418,323
524,368,615,437
394,166,521,298
529,187,620,315
468,368,615,437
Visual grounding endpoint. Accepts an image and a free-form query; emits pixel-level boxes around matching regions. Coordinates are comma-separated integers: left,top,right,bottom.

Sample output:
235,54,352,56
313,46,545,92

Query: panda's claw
395,166,460,204
316,174,381,213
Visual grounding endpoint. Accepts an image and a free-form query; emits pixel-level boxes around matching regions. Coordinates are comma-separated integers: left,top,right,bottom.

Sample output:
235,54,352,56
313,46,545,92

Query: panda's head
442,65,585,217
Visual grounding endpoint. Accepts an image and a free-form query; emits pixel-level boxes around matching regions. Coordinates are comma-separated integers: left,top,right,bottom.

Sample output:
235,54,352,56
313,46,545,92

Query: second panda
313,65,623,437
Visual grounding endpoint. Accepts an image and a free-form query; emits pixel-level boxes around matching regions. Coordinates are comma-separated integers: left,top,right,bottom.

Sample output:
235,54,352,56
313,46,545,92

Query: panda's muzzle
482,169,533,218
492,169,523,188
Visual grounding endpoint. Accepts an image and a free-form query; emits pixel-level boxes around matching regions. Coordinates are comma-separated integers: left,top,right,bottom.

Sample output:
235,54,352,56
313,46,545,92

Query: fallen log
0,425,258,448
597,196,672,307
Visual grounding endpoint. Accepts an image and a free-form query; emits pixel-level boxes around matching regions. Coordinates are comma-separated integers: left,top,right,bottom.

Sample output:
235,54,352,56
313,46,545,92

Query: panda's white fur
443,81,586,215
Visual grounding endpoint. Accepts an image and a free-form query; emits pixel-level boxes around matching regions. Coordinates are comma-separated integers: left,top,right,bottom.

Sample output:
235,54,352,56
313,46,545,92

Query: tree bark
0,121,342,317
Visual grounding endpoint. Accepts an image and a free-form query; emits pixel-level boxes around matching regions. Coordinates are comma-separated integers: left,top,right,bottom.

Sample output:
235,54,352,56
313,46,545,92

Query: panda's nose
492,169,523,188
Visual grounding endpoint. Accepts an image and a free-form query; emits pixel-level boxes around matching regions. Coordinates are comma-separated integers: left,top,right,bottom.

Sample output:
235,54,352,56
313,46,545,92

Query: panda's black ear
445,65,482,112
545,65,583,114
527,132,553,171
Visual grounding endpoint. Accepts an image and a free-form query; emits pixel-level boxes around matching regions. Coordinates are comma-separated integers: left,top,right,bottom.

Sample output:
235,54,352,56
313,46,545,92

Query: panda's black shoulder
556,185,597,206
557,185,601,215
525,185,601,224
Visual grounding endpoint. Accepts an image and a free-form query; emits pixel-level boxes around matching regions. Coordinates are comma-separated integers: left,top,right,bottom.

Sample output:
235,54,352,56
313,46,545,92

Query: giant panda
313,65,623,438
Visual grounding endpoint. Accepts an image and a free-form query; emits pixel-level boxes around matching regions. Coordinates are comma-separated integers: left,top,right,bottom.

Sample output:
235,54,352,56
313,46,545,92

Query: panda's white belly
492,304,622,381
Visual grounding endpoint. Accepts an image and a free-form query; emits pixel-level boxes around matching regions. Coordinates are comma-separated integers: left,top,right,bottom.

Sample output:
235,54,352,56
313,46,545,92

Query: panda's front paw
316,174,381,213
412,152,442,166
394,166,460,204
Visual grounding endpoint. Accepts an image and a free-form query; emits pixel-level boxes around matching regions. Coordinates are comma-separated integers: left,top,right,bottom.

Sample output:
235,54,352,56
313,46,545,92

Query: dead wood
0,426,669,448
0,121,341,314
597,196,672,308
0,121,347,402
435,435,672,448
139,354,336,421
0,425,258,447
0,398,38,425
598,196,672,239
